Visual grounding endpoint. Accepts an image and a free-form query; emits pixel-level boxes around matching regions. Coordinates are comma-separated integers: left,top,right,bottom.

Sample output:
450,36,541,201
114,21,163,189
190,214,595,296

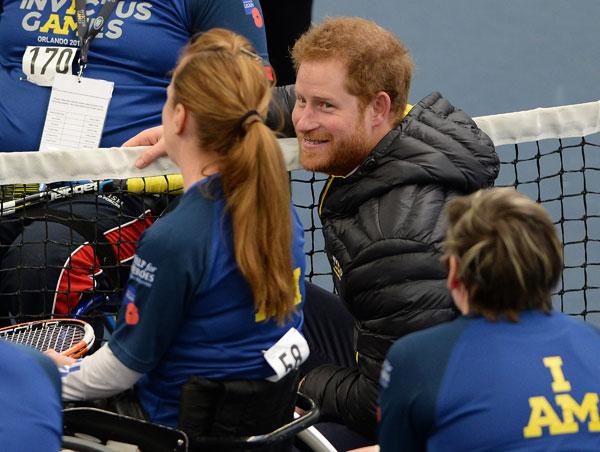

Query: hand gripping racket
0,319,95,358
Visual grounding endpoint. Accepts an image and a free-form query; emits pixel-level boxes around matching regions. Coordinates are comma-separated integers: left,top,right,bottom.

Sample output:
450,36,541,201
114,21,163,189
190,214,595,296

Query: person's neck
371,123,394,148
175,143,220,191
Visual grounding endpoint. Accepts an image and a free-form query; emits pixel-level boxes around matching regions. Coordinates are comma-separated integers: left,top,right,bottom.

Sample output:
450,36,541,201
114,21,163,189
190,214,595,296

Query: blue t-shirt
109,176,306,427
0,0,268,151
0,342,63,451
379,311,600,451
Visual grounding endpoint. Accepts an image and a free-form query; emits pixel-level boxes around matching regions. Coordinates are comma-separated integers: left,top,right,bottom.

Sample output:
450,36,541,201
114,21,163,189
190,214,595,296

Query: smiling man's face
292,59,375,176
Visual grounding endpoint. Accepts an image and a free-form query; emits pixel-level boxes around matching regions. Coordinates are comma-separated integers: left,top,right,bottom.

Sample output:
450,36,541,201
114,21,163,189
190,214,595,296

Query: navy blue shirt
0,0,268,150
379,311,600,451
0,342,62,451
109,176,306,427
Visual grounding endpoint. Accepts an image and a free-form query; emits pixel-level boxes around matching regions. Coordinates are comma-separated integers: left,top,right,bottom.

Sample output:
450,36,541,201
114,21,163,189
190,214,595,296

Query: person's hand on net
122,126,167,169
45,348,76,367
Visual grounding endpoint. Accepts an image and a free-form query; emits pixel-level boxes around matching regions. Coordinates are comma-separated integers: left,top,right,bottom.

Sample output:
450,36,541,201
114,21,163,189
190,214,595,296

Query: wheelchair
62,392,330,451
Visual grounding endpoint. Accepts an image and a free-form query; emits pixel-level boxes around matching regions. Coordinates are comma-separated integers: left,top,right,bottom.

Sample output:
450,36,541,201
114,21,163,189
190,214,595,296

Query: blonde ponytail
221,120,294,323
171,29,297,323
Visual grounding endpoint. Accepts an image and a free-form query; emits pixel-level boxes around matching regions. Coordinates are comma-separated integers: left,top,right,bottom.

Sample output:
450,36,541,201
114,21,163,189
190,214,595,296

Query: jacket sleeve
301,364,379,439
267,84,296,137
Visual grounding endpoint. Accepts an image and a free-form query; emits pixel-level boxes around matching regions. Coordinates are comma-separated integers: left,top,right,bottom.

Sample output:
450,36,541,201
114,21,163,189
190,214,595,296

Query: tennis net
291,99,600,325
0,100,598,326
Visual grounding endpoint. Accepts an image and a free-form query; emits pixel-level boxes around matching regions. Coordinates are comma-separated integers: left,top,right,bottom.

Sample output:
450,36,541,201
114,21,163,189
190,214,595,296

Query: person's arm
301,364,379,438
49,222,201,400
129,84,297,169
48,344,143,401
378,322,467,452
267,84,296,137
378,352,424,452
128,0,269,168
108,223,202,374
5,345,63,451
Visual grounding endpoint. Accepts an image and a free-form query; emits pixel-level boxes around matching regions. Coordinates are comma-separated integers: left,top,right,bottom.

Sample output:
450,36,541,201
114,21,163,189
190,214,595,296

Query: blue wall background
313,0,600,116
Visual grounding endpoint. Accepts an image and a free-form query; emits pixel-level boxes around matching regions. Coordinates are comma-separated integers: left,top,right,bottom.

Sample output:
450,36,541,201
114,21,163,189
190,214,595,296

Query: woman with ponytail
47,29,307,434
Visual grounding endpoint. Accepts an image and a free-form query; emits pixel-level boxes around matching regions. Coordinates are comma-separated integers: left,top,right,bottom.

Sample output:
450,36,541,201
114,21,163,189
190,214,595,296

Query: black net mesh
0,178,181,326
290,134,600,325
494,135,600,324
0,134,598,327
290,170,330,289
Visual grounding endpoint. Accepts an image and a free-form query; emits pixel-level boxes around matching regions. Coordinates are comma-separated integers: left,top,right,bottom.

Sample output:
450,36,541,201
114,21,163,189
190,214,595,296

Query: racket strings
0,323,84,353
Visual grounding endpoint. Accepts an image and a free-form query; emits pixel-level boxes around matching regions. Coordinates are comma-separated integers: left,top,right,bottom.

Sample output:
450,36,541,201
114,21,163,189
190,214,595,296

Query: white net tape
473,99,600,146
0,100,597,183
0,139,301,184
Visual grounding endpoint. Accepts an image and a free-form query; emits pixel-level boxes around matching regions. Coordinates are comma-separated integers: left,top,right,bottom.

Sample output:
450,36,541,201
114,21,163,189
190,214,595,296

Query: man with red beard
128,16,500,441
280,17,499,440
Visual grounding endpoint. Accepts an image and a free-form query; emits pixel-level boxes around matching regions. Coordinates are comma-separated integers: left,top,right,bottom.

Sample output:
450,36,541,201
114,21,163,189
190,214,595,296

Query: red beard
298,126,372,176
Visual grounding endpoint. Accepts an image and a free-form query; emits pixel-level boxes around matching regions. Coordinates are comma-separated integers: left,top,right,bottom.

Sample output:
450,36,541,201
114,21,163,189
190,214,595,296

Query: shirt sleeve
108,229,200,373
378,319,469,452
378,346,428,452
60,344,143,401
188,0,269,61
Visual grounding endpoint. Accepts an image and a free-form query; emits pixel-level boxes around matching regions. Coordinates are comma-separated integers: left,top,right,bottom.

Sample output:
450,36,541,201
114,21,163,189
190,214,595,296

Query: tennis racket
0,175,183,216
0,319,95,358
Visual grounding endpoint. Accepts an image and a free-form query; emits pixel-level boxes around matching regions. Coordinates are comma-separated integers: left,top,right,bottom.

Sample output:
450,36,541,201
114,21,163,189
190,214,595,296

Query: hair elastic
239,110,264,135
240,110,262,124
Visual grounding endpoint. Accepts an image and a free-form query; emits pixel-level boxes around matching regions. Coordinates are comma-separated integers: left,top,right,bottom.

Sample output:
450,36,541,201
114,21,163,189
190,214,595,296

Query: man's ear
369,91,392,128
173,103,187,135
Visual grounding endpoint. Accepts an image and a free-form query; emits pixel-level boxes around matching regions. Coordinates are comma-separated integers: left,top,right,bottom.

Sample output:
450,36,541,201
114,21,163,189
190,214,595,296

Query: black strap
179,370,299,441
75,0,121,66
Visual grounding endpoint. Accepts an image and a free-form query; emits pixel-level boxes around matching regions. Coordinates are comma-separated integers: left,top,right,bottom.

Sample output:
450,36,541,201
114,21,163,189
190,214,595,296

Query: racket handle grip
117,175,184,194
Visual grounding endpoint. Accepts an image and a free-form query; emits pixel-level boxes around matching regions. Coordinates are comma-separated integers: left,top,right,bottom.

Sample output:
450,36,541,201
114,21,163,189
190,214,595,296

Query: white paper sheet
39,74,114,152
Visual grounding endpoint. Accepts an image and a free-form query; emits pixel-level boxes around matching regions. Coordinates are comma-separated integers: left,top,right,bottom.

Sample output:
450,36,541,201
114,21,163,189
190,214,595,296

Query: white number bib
264,327,310,382
22,46,78,87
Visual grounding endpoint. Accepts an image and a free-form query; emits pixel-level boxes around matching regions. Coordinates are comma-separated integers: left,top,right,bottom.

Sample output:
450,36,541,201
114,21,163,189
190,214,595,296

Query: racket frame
0,318,95,358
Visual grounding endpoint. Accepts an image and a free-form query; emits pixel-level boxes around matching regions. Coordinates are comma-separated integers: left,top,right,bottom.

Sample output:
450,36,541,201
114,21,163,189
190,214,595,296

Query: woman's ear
173,103,187,135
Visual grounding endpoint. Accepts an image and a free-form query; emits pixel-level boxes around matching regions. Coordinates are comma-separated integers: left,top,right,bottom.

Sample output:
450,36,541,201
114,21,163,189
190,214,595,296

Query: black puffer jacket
271,89,499,438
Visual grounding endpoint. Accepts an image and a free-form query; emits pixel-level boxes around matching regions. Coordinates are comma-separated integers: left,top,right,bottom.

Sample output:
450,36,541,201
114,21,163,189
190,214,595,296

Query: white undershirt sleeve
59,343,143,401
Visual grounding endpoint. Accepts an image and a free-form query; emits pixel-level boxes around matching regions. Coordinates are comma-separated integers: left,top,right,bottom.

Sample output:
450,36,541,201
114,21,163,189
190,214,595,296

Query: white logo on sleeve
380,359,393,389
130,255,157,287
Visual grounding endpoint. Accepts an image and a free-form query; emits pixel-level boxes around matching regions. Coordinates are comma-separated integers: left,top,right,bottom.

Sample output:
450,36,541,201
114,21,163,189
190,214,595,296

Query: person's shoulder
397,91,498,190
141,186,217,247
404,92,475,127
551,311,600,336
382,318,472,400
